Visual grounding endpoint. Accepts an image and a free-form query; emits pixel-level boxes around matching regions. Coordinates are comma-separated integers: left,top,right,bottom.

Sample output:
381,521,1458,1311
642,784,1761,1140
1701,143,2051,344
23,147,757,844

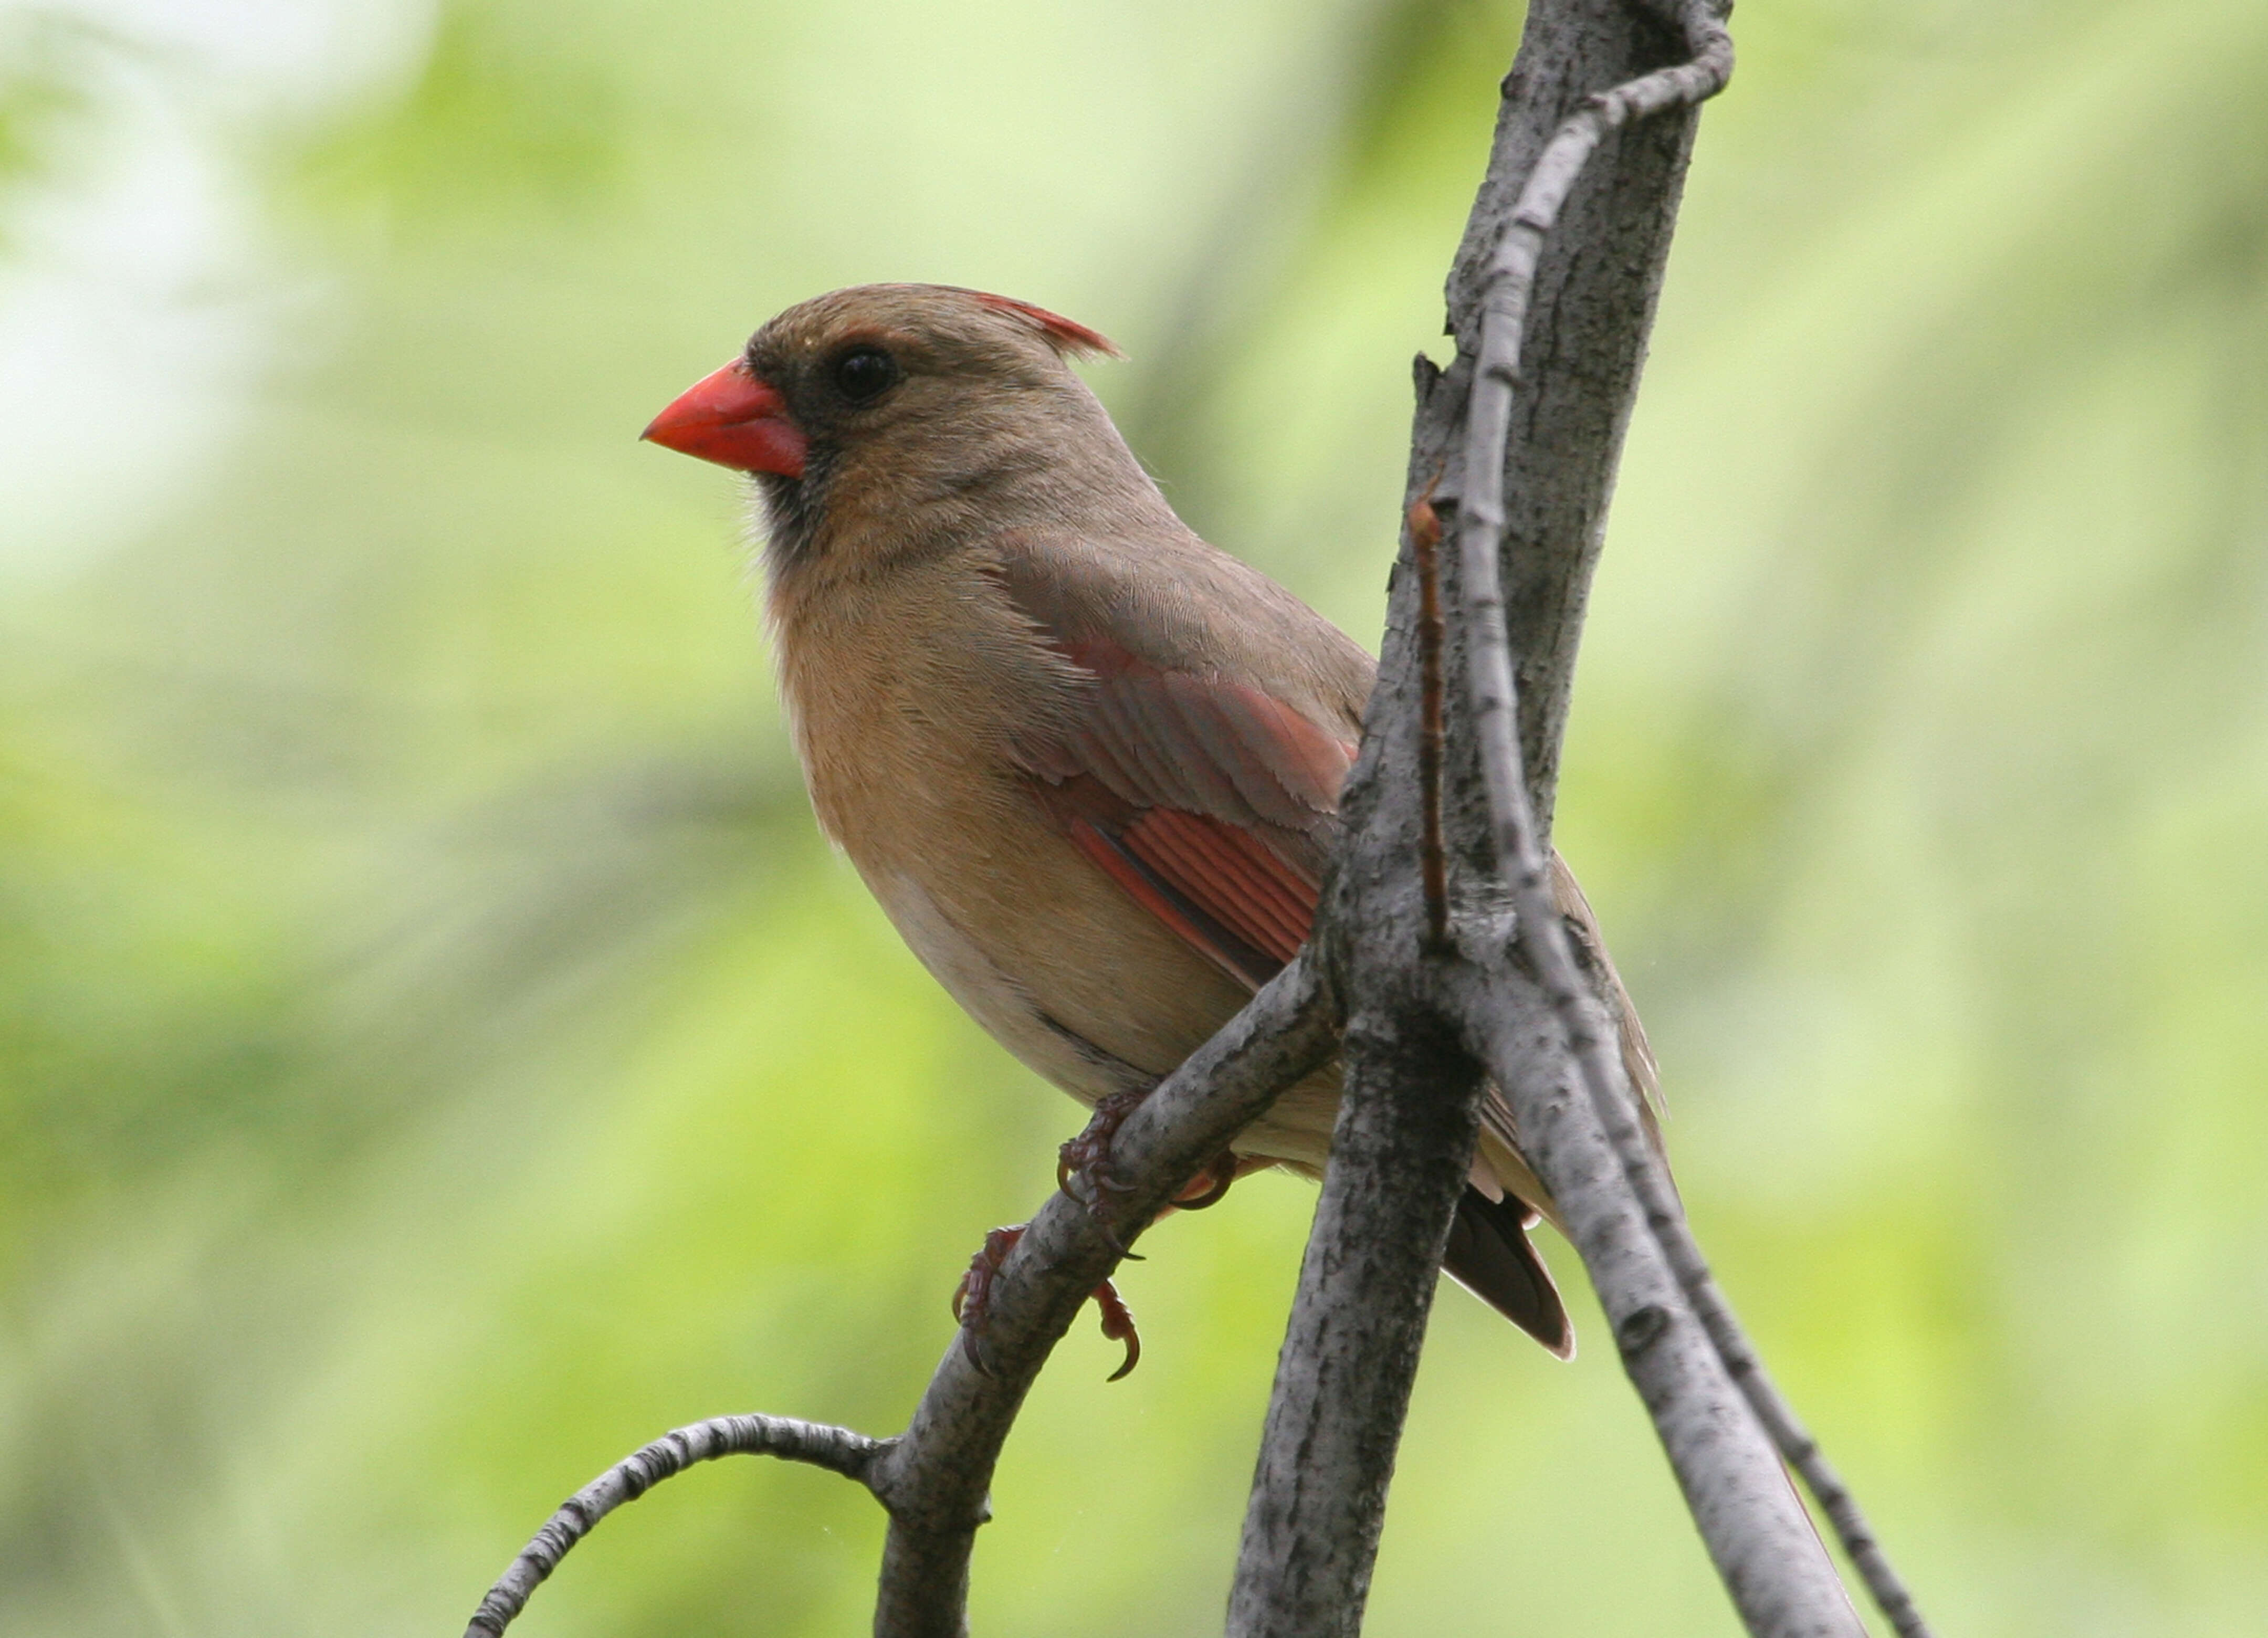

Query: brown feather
724,283,1665,1358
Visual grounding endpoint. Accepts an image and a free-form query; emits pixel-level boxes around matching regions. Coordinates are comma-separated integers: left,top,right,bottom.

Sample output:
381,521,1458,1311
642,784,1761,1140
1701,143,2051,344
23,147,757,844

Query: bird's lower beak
642,362,809,478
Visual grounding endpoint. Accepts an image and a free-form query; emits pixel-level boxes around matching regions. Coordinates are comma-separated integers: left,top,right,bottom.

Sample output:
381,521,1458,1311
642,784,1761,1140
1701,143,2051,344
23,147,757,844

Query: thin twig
1470,13,1735,386
1410,491,1451,949
464,1414,888,1637
1452,4,1931,1635
1639,1143,1936,1638
1450,17,1863,1634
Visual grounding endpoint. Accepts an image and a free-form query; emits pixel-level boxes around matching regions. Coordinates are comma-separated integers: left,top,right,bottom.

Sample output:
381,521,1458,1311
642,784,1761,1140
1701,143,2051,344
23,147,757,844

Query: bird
641,282,1663,1365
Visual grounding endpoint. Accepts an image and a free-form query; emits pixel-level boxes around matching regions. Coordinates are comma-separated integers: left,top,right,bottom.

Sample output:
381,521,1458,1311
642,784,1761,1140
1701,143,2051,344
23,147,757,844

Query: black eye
831,346,899,403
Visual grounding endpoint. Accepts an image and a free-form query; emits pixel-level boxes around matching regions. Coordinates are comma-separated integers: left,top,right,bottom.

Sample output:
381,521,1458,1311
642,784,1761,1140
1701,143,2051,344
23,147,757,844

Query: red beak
642,361,809,478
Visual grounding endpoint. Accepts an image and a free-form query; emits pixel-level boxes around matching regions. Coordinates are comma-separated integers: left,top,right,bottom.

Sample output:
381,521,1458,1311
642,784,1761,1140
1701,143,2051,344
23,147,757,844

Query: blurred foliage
2,0,2265,1634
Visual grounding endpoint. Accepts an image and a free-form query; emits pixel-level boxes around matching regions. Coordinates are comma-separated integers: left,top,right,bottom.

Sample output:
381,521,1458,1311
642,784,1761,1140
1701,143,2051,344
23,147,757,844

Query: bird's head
643,284,1136,578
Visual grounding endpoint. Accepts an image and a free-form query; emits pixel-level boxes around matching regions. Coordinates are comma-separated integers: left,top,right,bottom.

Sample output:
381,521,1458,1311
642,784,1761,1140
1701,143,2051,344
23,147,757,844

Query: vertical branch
1224,1005,1485,1638
1442,0,1721,837
1228,0,1728,1615
1228,0,1731,1620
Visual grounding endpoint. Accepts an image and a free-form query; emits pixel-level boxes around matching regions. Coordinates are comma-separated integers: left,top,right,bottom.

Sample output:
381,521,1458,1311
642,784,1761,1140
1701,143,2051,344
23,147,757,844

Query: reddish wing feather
1016,629,1351,991
1126,810,1312,963
1061,813,1285,990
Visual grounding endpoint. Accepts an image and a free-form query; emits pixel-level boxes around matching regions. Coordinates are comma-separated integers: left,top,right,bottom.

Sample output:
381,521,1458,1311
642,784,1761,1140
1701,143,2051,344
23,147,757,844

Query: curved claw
951,1222,1144,1381
1055,1153,1138,1205
1057,1087,1150,1203
1058,1087,1159,1255
1092,1278,1141,1382
952,1224,1026,1377
1171,1151,1241,1212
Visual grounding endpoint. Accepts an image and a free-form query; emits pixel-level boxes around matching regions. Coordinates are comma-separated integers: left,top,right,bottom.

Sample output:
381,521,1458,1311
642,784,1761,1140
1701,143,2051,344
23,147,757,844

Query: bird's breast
769,563,1250,1097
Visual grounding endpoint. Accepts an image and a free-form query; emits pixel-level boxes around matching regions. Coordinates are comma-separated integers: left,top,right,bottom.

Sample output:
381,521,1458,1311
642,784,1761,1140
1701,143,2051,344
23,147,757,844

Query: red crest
964,290,1124,360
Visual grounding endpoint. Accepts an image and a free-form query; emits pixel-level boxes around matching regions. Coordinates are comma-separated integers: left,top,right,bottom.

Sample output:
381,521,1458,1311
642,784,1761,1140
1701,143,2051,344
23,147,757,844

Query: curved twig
464,1414,888,1637
1452,4,1931,1635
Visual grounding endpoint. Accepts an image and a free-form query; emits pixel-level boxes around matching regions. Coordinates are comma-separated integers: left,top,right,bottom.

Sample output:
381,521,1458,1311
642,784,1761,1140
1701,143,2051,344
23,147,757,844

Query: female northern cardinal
643,284,1662,1359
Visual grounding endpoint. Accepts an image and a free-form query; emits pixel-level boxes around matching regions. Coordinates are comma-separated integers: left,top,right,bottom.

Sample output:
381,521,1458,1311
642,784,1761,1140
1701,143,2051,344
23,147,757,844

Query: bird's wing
992,540,1651,1356
993,544,1356,991
1010,626,1351,991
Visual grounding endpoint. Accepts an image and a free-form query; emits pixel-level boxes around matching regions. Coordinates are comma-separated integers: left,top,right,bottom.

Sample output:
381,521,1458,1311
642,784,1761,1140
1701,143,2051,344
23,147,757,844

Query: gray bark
1227,1,1881,1633
1224,999,1481,1636
464,1415,887,1638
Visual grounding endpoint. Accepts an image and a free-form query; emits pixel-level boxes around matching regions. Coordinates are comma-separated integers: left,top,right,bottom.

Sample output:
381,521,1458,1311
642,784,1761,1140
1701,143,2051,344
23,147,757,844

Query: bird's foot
1057,1088,1149,1244
949,1224,1023,1378
1057,1088,1146,1198
950,1223,1141,1382
1058,1091,1246,1237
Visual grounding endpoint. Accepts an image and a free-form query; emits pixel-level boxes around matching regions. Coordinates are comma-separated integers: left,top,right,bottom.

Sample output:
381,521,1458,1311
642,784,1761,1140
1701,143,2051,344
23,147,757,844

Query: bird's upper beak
642,361,809,478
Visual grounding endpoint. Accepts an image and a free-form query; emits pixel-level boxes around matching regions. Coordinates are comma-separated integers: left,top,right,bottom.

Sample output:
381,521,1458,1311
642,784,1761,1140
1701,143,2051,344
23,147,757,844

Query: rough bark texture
1220,2,1710,1622
1460,967,1863,1636
1443,0,1698,838
1224,998,1481,1636
1226,1,1863,1633
464,1415,887,1638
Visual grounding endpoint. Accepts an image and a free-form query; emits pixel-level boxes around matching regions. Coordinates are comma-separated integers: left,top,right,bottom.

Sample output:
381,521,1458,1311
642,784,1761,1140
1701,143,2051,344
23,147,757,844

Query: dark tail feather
1443,1186,1574,1358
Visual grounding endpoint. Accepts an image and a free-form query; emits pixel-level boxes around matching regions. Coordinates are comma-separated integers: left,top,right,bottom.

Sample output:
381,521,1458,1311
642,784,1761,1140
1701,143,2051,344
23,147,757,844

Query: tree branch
1224,986,1481,1636
463,1414,888,1638
867,955,1339,1638
460,959,1337,1638
1446,3,1930,1633
1458,962,1862,1637
1224,3,1733,1625
1232,2,1923,1635
1412,492,1453,948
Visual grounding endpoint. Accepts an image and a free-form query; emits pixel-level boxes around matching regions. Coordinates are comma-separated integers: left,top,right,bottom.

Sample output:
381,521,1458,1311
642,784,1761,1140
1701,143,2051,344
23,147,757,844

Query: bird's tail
1443,1186,1574,1358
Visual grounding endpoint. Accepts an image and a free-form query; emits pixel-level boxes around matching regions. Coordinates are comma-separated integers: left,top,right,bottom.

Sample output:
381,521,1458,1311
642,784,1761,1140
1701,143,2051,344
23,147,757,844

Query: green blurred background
2,0,2264,1632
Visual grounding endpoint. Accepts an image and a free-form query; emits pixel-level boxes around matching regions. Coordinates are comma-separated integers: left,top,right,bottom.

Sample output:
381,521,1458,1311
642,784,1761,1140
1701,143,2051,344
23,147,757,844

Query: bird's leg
950,1223,1140,1381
